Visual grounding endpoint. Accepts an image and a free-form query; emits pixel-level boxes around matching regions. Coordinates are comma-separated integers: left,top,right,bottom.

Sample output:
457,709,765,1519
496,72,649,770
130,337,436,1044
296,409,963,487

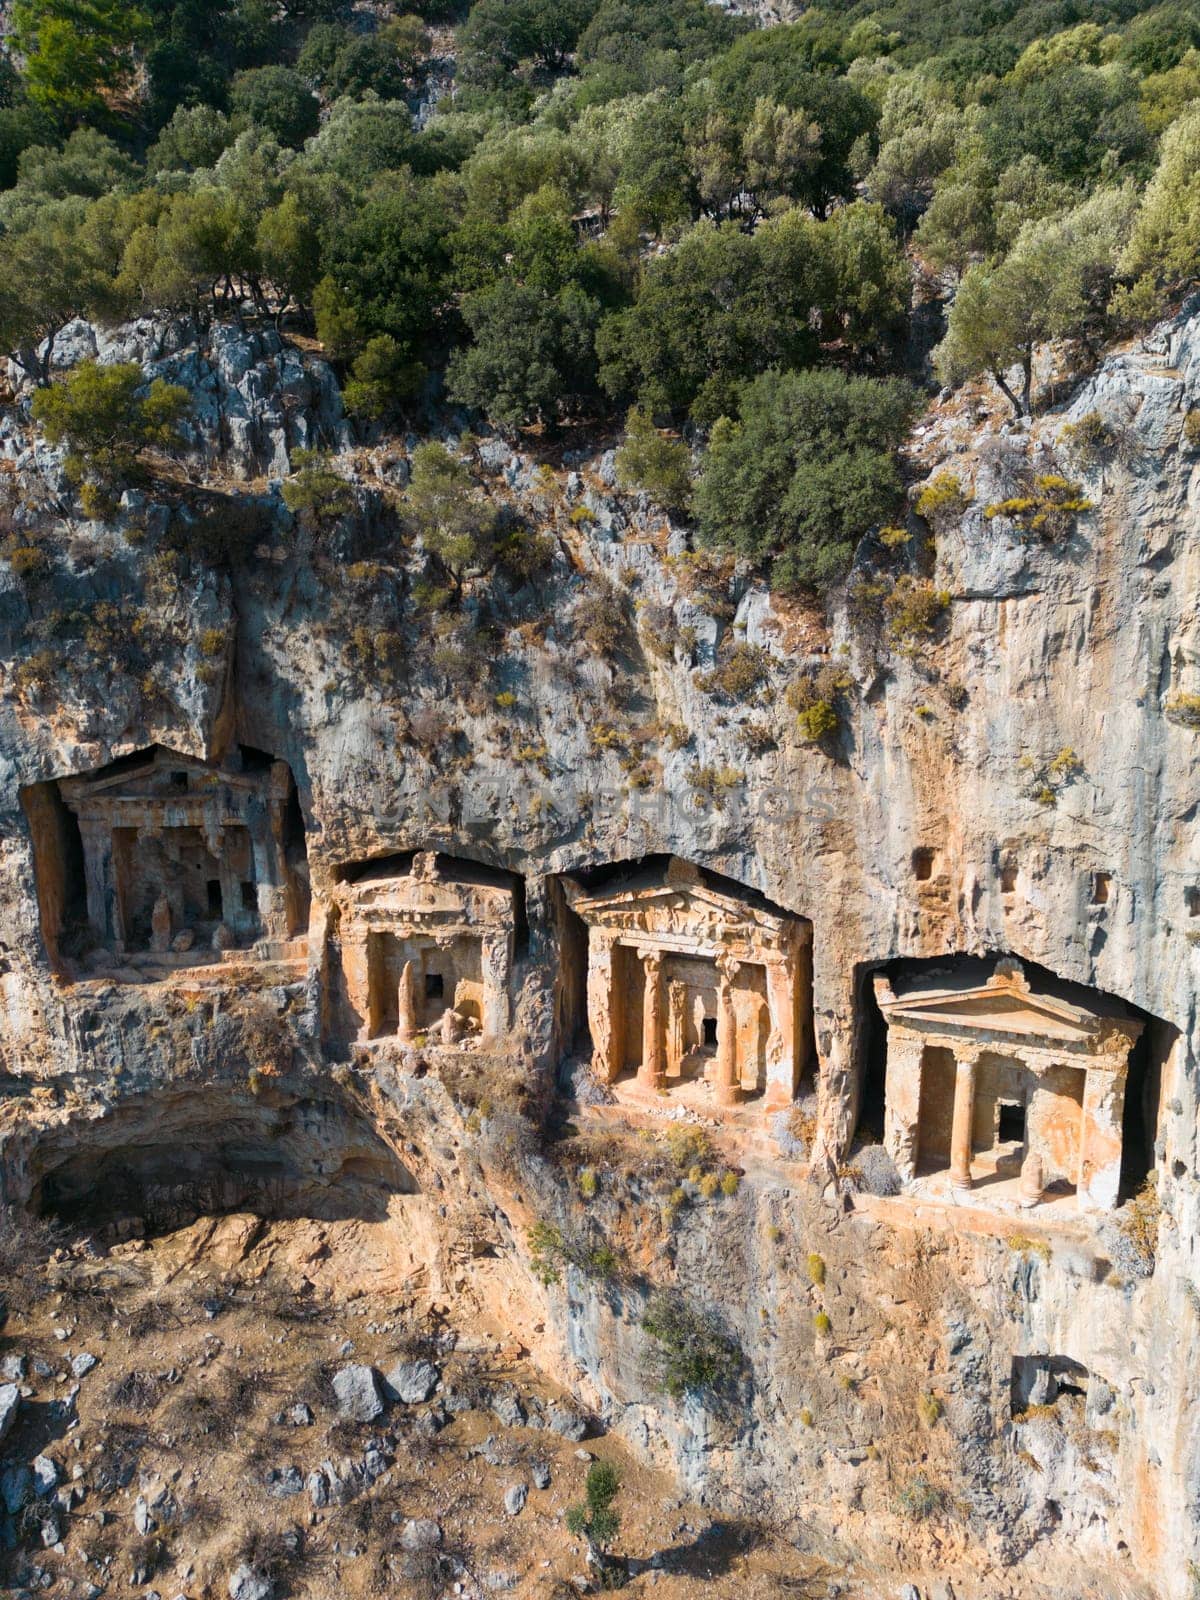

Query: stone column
713,956,740,1108
883,1029,926,1182
586,934,623,1084
762,956,797,1112
638,950,665,1090
396,959,418,1043
1077,1054,1129,1211
949,1050,979,1194
480,930,512,1040
79,820,113,942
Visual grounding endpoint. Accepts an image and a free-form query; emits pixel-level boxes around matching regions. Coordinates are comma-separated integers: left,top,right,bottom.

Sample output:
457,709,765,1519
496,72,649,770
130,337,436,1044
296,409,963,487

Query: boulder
503,1483,527,1517
399,1517,442,1552
385,1359,439,1406
229,1564,274,1600
332,1364,384,1423
0,1383,20,1445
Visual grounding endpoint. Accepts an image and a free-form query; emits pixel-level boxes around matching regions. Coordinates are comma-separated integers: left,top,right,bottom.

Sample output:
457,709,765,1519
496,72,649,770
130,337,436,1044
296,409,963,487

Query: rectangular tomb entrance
49,746,308,967
334,852,517,1045
875,958,1143,1212
563,858,811,1113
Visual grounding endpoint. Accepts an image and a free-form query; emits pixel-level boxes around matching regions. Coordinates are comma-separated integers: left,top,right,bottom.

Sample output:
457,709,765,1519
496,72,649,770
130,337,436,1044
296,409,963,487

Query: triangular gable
566,877,786,936
876,962,1138,1045
62,748,259,801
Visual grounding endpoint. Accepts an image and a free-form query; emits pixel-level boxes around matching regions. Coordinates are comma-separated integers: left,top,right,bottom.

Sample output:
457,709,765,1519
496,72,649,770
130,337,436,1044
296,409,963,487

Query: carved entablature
874,959,1143,1066
563,868,809,968
564,858,813,1112
874,957,1144,1212
333,853,517,1044
53,745,306,964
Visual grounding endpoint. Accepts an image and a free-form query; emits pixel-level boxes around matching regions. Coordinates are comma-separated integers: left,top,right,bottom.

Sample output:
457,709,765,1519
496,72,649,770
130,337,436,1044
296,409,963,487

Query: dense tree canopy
4,0,1200,593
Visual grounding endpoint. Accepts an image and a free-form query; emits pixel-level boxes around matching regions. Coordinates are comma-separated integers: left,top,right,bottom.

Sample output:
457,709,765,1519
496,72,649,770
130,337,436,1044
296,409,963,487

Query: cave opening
30,1092,417,1241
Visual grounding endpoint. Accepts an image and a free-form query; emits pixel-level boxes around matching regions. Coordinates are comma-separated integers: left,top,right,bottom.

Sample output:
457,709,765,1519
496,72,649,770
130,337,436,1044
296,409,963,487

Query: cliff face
1,307,1199,1599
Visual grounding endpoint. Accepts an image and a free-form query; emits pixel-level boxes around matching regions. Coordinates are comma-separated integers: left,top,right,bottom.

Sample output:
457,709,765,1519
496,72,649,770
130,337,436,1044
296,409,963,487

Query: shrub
527,1220,621,1285
1184,410,1200,449
848,1144,902,1197
787,665,852,744
7,542,50,580
1110,1174,1162,1278
720,1170,740,1197
1058,410,1117,468
884,577,950,650
573,578,627,655
984,474,1091,540
31,360,191,502
342,334,424,420
698,1172,720,1199
813,1310,831,1337
1166,692,1200,729
666,1125,712,1169
579,1167,599,1200
565,1461,623,1583
281,450,356,523
915,470,968,532
614,406,692,515
687,763,743,805
918,1391,944,1427
895,1474,945,1521
697,643,772,701
807,1253,826,1287
0,1205,56,1320
641,1291,743,1402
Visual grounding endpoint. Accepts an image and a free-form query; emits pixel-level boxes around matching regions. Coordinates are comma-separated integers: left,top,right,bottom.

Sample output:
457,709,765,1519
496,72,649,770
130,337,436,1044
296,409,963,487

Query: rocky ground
0,1214,839,1600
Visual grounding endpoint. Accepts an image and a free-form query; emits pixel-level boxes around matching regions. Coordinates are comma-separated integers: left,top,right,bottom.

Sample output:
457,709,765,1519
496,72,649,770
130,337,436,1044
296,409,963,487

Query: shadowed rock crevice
28,1090,416,1238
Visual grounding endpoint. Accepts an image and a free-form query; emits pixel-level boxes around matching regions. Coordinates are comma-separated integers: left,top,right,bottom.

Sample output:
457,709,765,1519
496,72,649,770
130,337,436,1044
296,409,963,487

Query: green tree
597,214,828,424
404,442,497,598
281,448,355,524
230,65,319,147
459,0,599,86
447,279,602,429
14,128,138,199
31,359,191,517
565,1461,623,1585
342,333,424,419
614,405,691,513
257,188,322,317
11,0,150,119
319,178,451,359
936,186,1137,414
693,367,916,592
147,103,236,173
1121,104,1200,293
0,196,110,383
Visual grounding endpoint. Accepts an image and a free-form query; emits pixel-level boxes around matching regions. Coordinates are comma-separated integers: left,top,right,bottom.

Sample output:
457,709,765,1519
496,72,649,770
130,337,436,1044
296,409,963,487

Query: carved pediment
60,748,263,808
874,960,1143,1050
564,875,795,946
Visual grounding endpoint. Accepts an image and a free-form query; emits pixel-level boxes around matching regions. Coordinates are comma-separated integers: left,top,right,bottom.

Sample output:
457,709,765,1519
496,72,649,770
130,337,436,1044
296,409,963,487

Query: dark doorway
240,881,256,911
702,1016,719,1049
206,879,222,917
425,973,444,1000
998,1101,1026,1145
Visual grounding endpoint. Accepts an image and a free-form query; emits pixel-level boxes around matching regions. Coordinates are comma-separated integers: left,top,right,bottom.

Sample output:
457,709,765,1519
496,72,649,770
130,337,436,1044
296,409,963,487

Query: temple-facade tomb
333,852,517,1044
875,957,1143,1212
563,857,812,1111
54,746,308,964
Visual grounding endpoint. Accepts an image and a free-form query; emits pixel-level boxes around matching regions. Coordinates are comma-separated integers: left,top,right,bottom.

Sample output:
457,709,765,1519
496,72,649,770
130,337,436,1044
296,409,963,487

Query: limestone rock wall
0,310,1198,1595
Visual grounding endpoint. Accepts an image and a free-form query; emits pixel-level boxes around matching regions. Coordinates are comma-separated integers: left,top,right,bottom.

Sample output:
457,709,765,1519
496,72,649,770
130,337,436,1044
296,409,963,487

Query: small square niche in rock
332,1364,384,1423
385,1359,440,1406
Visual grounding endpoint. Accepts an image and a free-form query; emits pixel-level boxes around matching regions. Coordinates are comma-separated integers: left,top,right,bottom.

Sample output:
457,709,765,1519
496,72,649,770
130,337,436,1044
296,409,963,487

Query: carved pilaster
638,950,665,1090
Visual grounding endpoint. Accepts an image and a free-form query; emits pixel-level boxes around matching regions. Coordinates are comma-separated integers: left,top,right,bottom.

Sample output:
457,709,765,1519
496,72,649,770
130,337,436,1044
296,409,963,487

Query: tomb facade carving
875,957,1143,1211
564,858,812,1110
51,746,308,970
333,852,517,1044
